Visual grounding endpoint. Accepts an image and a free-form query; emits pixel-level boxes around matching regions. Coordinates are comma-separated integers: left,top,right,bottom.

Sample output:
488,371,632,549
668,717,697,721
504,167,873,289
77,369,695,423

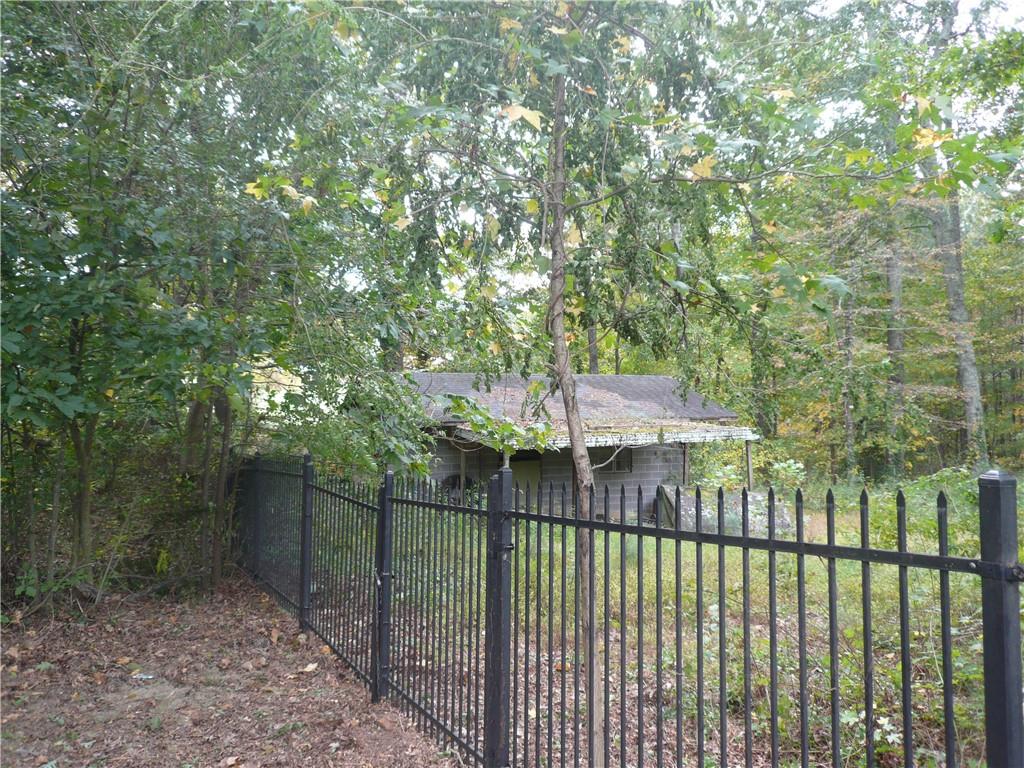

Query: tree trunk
46,470,62,598
841,288,857,482
587,326,599,374
885,248,906,478
199,403,214,591
546,72,605,767
935,198,988,470
748,294,777,439
69,415,98,574
930,0,988,472
210,391,233,587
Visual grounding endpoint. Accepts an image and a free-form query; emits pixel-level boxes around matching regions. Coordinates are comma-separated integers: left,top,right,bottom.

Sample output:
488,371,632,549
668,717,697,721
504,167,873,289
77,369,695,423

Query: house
409,372,759,521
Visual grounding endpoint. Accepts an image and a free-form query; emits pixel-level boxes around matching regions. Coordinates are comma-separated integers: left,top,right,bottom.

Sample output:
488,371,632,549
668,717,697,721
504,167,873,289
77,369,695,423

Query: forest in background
1,0,1021,605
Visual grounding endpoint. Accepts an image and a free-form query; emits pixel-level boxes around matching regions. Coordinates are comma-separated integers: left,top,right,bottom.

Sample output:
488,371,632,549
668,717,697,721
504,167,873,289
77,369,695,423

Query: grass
500,471,1006,768
306,467,1020,767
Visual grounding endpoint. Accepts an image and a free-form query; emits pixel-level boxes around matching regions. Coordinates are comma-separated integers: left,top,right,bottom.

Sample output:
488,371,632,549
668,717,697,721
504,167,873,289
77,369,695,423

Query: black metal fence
236,457,1023,768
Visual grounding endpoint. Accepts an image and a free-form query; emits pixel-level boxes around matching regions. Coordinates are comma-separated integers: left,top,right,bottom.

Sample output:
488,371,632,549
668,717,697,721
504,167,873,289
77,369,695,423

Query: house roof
408,372,759,447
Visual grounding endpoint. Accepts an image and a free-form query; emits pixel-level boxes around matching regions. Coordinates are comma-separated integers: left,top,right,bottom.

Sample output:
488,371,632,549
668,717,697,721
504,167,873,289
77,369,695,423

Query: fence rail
236,456,1023,768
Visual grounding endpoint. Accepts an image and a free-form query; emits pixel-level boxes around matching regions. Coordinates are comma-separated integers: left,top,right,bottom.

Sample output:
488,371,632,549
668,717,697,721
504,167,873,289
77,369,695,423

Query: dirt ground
0,576,456,768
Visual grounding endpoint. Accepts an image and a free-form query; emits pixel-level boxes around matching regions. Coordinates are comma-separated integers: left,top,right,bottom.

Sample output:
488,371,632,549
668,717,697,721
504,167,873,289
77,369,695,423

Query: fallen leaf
302,662,318,673
115,656,131,666
320,645,332,655
270,628,280,645
217,757,239,767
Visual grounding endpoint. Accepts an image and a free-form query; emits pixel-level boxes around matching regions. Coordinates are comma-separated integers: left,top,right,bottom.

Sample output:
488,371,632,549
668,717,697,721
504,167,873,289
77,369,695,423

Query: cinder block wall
539,445,684,520
429,438,684,520
428,439,502,497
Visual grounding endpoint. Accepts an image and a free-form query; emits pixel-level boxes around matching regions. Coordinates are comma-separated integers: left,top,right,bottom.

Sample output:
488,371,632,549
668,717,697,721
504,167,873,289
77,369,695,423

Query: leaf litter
0,577,456,767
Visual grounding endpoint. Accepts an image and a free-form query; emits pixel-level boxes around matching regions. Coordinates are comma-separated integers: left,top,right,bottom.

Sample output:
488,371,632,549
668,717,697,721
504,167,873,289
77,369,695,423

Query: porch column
745,439,754,491
460,449,467,501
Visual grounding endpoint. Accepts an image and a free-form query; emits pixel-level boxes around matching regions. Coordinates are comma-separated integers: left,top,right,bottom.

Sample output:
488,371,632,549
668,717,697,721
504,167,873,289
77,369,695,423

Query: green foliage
1,1,1020,623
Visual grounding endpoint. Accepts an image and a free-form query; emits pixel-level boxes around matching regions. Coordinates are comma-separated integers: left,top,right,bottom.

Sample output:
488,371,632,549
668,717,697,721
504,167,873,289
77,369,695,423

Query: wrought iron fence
236,456,1023,768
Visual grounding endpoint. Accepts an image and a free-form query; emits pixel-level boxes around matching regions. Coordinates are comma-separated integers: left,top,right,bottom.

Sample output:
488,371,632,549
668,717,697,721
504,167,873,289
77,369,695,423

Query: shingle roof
408,372,741,430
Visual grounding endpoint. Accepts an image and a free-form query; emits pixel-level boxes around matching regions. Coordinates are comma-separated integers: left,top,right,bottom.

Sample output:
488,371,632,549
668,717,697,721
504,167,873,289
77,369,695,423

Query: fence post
252,452,263,579
371,470,395,703
299,453,314,631
978,469,1023,768
483,468,513,768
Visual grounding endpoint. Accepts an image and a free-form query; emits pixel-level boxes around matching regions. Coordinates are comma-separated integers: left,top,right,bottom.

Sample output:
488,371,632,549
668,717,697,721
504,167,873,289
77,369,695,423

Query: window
612,447,633,473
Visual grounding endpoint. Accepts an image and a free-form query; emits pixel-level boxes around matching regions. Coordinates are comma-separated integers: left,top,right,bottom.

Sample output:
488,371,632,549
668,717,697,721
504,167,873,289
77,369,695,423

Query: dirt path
1,577,455,768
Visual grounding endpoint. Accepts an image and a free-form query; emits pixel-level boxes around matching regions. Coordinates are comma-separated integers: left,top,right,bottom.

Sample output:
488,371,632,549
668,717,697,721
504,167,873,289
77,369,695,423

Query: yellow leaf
499,17,522,33
689,155,717,179
773,173,796,189
763,220,778,233
565,300,584,318
529,70,540,87
679,145,697,158
302,196,316,215
488,341,503,355
769,88,795,101
613,35,632,54
525,199,540,215
480,283,497,300
565,223,582,246
104,388,114,399
280,184,300,200
501,104,544,131
485,214,500,239
547,25,569,36
738,182,753,193
914,127,950,149
555,1,571,18
581,85,597,96
395,217,412,231
914,95,931,116
243,181,266,200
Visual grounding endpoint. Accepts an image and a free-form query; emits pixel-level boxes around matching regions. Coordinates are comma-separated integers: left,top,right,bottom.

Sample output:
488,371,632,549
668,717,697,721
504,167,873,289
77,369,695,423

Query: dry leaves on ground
0,576,456,768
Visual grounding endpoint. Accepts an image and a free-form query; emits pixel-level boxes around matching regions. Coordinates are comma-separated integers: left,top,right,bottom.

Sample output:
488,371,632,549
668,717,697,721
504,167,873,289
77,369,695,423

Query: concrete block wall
430,440,684,521
428,439,502,497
